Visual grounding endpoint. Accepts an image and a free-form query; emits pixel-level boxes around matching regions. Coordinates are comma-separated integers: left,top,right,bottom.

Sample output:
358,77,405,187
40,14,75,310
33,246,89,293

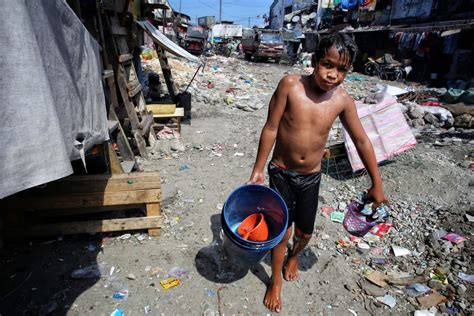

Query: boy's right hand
247,171,265,184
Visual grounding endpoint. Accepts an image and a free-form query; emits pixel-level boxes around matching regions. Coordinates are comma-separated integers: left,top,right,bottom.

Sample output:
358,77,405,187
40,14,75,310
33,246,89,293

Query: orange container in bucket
237,213,269,241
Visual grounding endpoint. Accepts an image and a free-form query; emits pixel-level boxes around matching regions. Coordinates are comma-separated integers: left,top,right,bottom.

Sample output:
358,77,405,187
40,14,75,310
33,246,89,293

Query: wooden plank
102,69,114,79
107,142,124,174
7,189,161,210
109,107,136,164
147,103,176,115
118,53,133,63
8,179,161,199
116,65,140,130
19,172,161,195
139,113,153,136
133,130,148,158
38,204,145,218
128,82,142,98
146,203,161,236
153,108,184,118
111,24,127,35
6,216,161,237
59,171,161,182
156,46,177,99
126,79,140,90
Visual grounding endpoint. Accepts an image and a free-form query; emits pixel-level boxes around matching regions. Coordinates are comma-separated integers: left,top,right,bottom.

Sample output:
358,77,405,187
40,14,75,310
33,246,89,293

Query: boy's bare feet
264,277,282,313
284,256,299,281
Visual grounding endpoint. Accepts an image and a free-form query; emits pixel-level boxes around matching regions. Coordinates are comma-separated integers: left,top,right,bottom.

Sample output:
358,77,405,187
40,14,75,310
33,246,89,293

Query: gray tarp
0,0,108,199
137,20,202,64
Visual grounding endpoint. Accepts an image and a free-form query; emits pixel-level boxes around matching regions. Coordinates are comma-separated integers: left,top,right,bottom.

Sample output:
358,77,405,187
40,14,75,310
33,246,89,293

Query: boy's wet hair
314,33,358,66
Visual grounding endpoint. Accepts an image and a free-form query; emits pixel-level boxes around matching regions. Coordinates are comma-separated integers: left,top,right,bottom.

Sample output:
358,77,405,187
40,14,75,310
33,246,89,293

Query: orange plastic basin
237,213,269,242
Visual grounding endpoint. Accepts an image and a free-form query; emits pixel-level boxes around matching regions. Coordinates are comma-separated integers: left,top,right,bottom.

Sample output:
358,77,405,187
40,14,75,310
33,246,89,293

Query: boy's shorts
268,162,321,234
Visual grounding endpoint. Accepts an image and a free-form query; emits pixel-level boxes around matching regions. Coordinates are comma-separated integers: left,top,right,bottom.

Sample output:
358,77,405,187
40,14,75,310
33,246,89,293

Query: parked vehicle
185,37,205,55
364,54,411,81
184,27,207,55
242,28,284,63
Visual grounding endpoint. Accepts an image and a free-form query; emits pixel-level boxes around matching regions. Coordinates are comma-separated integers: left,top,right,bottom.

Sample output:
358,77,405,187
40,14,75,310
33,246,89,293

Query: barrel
221,184,288,266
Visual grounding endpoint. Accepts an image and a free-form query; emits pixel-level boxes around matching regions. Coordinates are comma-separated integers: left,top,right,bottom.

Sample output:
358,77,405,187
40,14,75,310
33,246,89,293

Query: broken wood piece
417,293,447,308
365,271,388,287
6,216,161,237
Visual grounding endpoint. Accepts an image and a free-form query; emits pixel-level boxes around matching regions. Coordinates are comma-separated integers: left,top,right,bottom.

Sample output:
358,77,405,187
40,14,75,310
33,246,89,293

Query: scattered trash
346,74,365,81
442,232,467,244
336,239,351,248
404,284,431,297
414,310,435,316
39,300,58,315
357,242,370,250
179,165,190,171
205,288,216,297
370,223,393,236
365,271,387,287
224,95,234,105
233,152,244,157
347,308,358,315
126,273,136,280
376,294,396,308
392,245,411,257
136,234,147,242
110,309,123,316
144,306,151,314
458,272,474,283
428,268,448,284
330,211,344,223
118,233,132,240
168,267,188,278
150,266,162,276
160,277,181,290
113,291,128,299
320,205,334,215
70,264,104,279
465,213,474,222
417,293,447,308
85,244,97,252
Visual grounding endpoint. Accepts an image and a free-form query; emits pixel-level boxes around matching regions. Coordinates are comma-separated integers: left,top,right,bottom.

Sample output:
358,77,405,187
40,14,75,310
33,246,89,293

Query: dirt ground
0,57,472,316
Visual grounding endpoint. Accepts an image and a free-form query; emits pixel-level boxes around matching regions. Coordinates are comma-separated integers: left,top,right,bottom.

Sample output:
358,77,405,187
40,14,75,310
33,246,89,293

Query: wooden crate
1,172,162,238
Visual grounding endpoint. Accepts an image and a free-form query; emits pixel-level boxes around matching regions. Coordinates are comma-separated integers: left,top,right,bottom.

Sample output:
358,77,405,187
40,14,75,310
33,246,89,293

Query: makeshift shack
0,0,201,241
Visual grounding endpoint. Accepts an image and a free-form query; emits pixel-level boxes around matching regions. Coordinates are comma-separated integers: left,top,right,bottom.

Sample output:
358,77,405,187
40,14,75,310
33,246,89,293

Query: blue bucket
221,185,288,266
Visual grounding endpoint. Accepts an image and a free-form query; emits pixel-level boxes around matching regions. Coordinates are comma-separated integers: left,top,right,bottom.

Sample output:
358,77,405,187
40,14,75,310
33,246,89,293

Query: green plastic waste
461,88,474,104
443,88,464,104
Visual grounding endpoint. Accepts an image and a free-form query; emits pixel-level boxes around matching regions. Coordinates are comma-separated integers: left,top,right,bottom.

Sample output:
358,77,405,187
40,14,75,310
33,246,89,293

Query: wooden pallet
1,172,161,238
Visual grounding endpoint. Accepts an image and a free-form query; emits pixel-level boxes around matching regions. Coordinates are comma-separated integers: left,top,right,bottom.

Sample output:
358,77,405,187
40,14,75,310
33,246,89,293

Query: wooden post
146,203,161,236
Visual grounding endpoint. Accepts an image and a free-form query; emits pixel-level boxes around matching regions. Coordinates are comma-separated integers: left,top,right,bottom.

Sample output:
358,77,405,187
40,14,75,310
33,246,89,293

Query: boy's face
311,46,351,92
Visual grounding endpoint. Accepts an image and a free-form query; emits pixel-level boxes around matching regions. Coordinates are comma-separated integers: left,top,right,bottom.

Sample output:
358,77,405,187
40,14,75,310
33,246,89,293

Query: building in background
175,12,191,47
269,0,315,30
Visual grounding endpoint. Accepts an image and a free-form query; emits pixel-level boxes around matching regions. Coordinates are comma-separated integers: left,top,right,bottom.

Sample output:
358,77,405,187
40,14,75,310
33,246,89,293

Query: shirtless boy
247,33,387,313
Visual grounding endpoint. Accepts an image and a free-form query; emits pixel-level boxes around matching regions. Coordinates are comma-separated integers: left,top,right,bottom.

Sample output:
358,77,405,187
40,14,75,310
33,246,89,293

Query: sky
167,0,274,26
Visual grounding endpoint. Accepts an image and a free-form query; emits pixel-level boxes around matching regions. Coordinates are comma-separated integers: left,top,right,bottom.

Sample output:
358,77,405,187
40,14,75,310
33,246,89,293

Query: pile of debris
167,56,276,116
320,177,473,315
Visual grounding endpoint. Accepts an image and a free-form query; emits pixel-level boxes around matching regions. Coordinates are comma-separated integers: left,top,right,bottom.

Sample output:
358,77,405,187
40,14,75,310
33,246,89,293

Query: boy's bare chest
285,95,341,128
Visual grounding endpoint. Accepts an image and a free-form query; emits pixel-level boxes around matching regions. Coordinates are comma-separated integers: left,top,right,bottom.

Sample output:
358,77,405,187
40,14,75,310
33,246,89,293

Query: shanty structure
0,0,201,240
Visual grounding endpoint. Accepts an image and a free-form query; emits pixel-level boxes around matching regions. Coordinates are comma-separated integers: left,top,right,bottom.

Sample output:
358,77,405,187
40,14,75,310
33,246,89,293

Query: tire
245,53,252,61
394,70,403,81
364,63,376,76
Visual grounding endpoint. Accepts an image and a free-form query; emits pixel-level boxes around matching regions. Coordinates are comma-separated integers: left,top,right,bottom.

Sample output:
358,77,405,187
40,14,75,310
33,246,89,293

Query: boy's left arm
340,96,388,207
